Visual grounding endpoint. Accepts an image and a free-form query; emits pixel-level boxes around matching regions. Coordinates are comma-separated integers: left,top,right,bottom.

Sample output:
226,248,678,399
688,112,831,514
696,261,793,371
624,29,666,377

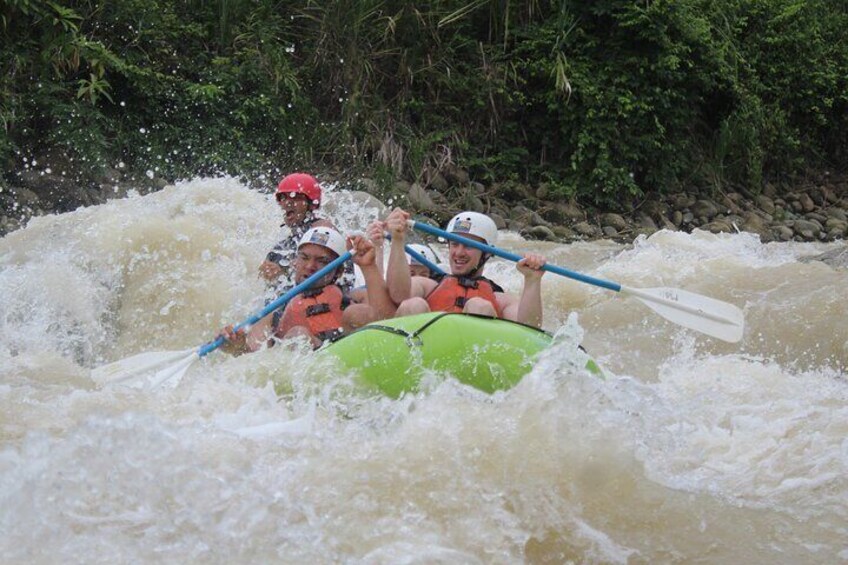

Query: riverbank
2,165,847,251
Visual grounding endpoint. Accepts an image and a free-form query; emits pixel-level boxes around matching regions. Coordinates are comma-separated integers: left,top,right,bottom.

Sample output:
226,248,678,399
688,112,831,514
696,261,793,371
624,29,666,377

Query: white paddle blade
621,286,745,343
91,348,196,387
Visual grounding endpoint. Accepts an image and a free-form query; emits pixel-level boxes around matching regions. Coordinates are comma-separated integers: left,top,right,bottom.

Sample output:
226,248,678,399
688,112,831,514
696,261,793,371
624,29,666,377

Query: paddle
383,233,445,276
409,220,745,343
91,251,353,388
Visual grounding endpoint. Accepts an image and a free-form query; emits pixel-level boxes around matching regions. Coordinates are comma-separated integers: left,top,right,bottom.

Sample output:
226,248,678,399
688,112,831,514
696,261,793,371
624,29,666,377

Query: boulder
522,225,557,241
691,199,719,220
407,183,436,212
600,212,628,231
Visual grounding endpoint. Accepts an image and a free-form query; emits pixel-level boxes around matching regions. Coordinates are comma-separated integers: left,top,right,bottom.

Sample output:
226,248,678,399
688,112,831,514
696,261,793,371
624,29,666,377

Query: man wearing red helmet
259,173,355,297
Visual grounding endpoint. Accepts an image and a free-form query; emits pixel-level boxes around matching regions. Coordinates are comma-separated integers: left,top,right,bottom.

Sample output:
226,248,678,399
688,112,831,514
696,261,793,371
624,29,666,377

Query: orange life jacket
274,284,349,343
425,275,504,317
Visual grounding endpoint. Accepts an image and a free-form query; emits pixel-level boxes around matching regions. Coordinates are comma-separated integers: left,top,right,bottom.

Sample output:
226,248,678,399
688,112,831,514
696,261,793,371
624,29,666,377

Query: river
1,177,846,563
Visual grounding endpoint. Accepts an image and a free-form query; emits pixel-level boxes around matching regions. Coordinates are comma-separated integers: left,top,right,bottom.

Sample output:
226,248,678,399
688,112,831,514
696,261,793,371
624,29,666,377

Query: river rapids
1,178,846,563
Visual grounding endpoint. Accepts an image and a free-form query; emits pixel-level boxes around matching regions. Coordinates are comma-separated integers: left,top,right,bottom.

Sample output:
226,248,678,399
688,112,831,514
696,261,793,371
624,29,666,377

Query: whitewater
1,177,845,563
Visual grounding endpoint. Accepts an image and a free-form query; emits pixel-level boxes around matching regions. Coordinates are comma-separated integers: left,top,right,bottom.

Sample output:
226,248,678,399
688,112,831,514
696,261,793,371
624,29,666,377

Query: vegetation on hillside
2,0,846,209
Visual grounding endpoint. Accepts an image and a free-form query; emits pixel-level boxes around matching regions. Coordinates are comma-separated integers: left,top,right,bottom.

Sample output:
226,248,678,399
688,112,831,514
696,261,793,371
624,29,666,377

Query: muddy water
1,178,845,563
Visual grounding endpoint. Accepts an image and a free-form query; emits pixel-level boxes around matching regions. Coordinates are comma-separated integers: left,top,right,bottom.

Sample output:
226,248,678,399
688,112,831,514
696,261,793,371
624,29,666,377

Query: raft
320,312,599,397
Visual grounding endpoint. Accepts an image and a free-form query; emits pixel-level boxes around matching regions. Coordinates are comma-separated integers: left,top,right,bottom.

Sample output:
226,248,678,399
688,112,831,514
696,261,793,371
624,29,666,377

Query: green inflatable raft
319,312,599,397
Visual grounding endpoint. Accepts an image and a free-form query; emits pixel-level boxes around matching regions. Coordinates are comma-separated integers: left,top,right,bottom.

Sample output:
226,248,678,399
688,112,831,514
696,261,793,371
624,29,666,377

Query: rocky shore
366,165,848,247
2,164,847,253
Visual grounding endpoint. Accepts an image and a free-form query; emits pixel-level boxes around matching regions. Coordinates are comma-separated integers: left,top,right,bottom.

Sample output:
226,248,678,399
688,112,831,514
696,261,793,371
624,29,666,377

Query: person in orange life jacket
220,227,396,352
384,208,547,328
259,173,355,294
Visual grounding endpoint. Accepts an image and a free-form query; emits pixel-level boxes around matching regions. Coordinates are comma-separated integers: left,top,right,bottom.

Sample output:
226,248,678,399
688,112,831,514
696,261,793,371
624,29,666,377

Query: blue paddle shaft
411,222,621,292
384,233,445,275
198,251,353,357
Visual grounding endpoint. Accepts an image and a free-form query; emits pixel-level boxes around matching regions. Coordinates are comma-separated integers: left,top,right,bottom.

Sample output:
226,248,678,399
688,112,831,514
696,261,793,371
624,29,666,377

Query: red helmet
276,173,322,207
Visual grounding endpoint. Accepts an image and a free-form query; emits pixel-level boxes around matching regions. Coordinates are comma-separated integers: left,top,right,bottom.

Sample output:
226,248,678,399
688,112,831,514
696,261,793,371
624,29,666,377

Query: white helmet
406,243,441,266
297,226,346,258
446,211,498,245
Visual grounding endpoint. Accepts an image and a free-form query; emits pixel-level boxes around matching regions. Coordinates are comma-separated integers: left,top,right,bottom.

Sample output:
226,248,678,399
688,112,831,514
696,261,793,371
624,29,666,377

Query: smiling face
277,192,312,226
448,235,485,276
293,243,338,284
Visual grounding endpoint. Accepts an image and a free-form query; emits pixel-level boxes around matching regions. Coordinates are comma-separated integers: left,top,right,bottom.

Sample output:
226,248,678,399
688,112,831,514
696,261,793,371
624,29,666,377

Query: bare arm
349,235,397,320
500,254,546,328
365,220,386,274
384,208,413,304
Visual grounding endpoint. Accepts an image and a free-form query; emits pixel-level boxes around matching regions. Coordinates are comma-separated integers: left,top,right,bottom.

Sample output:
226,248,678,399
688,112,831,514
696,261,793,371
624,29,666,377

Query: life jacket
274,284,350,343
425,275,504,317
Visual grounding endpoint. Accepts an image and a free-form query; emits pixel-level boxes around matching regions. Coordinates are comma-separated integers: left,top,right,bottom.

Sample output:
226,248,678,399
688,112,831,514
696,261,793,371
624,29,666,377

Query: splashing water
1,177,846,562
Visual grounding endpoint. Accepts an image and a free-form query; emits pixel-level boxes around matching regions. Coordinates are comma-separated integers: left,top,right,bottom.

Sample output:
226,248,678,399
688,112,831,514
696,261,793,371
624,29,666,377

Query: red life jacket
275,284,349,343
425,275,504,317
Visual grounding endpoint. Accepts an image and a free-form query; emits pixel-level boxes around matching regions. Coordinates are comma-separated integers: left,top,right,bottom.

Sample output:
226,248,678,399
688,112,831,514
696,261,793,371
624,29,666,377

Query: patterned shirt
264,212,355,301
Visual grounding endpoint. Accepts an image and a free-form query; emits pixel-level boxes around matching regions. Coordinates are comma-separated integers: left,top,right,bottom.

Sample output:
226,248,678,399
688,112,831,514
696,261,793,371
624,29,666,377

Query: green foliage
0,0,846,207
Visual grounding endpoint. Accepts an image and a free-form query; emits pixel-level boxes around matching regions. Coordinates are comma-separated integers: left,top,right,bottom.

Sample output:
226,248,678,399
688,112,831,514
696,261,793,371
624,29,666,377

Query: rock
393,179,412,194
470,181,486,195
741,211,767,237
540,201,584,224
489,212,507,230
352,177,380,195
551,225,576,239
522,225,557,241
573,221,600,237
701,219,735,233
763,182,778,198
428,172,449,192
322,190,387,220
791,219,822,239
510,205,549,227
600,213,628,231
825,208,847,222
692,199,719,220
602,226,619,237
492,181,532,201
636,212,658,230
825,218,847,236
772,225,794,241
798,193,816,212
802,245,848,268
671,193,696,210
755,194,776,214
442,164,469,186
407,183,436,211
671,210,683,227
721,195,743,215
16,170,100,212
641,199,669,221
461,189,486,213
805,212,828,224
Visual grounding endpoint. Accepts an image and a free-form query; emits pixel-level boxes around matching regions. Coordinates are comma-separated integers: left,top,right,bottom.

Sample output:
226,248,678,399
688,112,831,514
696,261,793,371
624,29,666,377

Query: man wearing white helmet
405,243,442,278
384,208,547,327
219,226,395,351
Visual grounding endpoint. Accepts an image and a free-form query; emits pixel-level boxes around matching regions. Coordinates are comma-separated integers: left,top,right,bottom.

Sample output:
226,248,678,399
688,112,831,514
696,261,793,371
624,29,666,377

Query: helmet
446,211,498,245
276,173,322,207
406,243,441,266
297,227,346,258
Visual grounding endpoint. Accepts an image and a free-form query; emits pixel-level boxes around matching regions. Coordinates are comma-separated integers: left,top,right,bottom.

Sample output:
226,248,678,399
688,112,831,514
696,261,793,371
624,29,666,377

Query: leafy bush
1,0,846,207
